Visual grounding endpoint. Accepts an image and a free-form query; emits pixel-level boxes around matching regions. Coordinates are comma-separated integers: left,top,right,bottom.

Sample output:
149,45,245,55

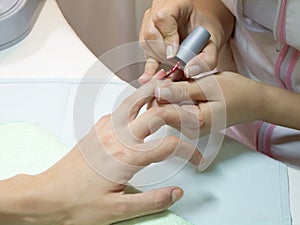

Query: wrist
0,173,66,225
254,82,289,124
259,84,300,129
246,80,270,122
0,174,38,224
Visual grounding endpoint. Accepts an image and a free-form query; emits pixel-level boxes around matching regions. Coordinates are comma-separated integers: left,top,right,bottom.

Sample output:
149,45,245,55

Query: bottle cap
175,26,211,66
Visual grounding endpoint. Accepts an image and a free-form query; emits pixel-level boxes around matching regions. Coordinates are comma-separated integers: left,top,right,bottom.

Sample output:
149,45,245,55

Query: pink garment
222,0,300,167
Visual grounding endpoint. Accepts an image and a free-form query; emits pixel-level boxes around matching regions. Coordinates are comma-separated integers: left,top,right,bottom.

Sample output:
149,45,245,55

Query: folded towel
0,121,70,179
0,122,192,225
114,211,193,225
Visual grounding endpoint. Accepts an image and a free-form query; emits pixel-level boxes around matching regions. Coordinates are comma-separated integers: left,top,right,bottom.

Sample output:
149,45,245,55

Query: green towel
0,122,193,225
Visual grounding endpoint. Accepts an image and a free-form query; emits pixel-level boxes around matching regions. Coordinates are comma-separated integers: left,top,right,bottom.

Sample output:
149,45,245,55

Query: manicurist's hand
139,0,234,83
0,79,202,225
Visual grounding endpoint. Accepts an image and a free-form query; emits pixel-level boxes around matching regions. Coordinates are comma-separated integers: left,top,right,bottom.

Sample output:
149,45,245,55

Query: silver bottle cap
175,26,211,66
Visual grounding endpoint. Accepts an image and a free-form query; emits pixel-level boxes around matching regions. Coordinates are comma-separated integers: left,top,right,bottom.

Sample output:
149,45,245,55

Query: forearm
261,84,300,130
193,0,235,49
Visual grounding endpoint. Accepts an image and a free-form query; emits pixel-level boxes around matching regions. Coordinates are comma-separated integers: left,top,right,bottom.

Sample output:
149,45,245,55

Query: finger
117,187,183,221
151,4,180,59
155,81,207,103
128,104,203,140
184,41,218,77
142,17,168,62
153,68,168,80
113,79,164,126
139,8,151,45
130,136,202,166
139,10,167,74
139,57,160,84
162,105,204,141
139,9,164,60
170,69,186,82
154,102,205,136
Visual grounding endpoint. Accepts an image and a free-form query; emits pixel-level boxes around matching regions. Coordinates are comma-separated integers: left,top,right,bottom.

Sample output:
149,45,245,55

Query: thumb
184,41,218,77
155,81,207,103
120,187,183,219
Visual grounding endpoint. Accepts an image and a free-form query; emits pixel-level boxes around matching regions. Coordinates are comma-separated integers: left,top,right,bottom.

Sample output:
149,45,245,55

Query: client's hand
14,80,201,225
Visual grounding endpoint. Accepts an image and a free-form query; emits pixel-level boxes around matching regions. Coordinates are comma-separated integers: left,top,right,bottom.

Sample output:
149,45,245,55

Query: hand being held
154,71,265,136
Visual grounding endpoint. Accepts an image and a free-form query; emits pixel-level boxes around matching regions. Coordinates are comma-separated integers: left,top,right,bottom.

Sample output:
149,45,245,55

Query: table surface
0,0,299,224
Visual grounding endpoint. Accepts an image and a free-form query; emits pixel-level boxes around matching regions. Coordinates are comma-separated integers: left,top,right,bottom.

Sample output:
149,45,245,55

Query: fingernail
166,45,175,59
185,65,201,77
172,189,182,203
138,74,150,84
154,69,166,79
156,87,172,100
198,157,209,172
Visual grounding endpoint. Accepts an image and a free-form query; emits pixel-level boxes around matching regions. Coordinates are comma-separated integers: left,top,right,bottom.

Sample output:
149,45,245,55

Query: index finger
151,1,180,59
154,80,208,103
113,76,164,126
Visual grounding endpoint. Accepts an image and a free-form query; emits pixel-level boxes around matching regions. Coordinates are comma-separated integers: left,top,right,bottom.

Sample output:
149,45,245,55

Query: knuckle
96,114,111,128
102,114,112,121
152,10,168,24
144,26,159,40
99,130,115,146
166,136,180,147
148,106,164,116
113,146,132,163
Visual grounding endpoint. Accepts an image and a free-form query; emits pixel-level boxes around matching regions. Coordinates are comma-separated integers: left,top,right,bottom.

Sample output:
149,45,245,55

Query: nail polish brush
164,26,211,78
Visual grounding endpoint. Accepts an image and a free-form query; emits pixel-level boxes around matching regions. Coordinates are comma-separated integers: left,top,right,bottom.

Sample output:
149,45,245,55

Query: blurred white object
0,0,45,50
0,0,97,79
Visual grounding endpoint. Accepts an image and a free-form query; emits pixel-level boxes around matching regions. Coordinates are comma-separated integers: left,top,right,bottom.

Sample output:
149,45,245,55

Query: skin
0,80,202,225
139,0,300,134
154,71,300,135
139,0,234,82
